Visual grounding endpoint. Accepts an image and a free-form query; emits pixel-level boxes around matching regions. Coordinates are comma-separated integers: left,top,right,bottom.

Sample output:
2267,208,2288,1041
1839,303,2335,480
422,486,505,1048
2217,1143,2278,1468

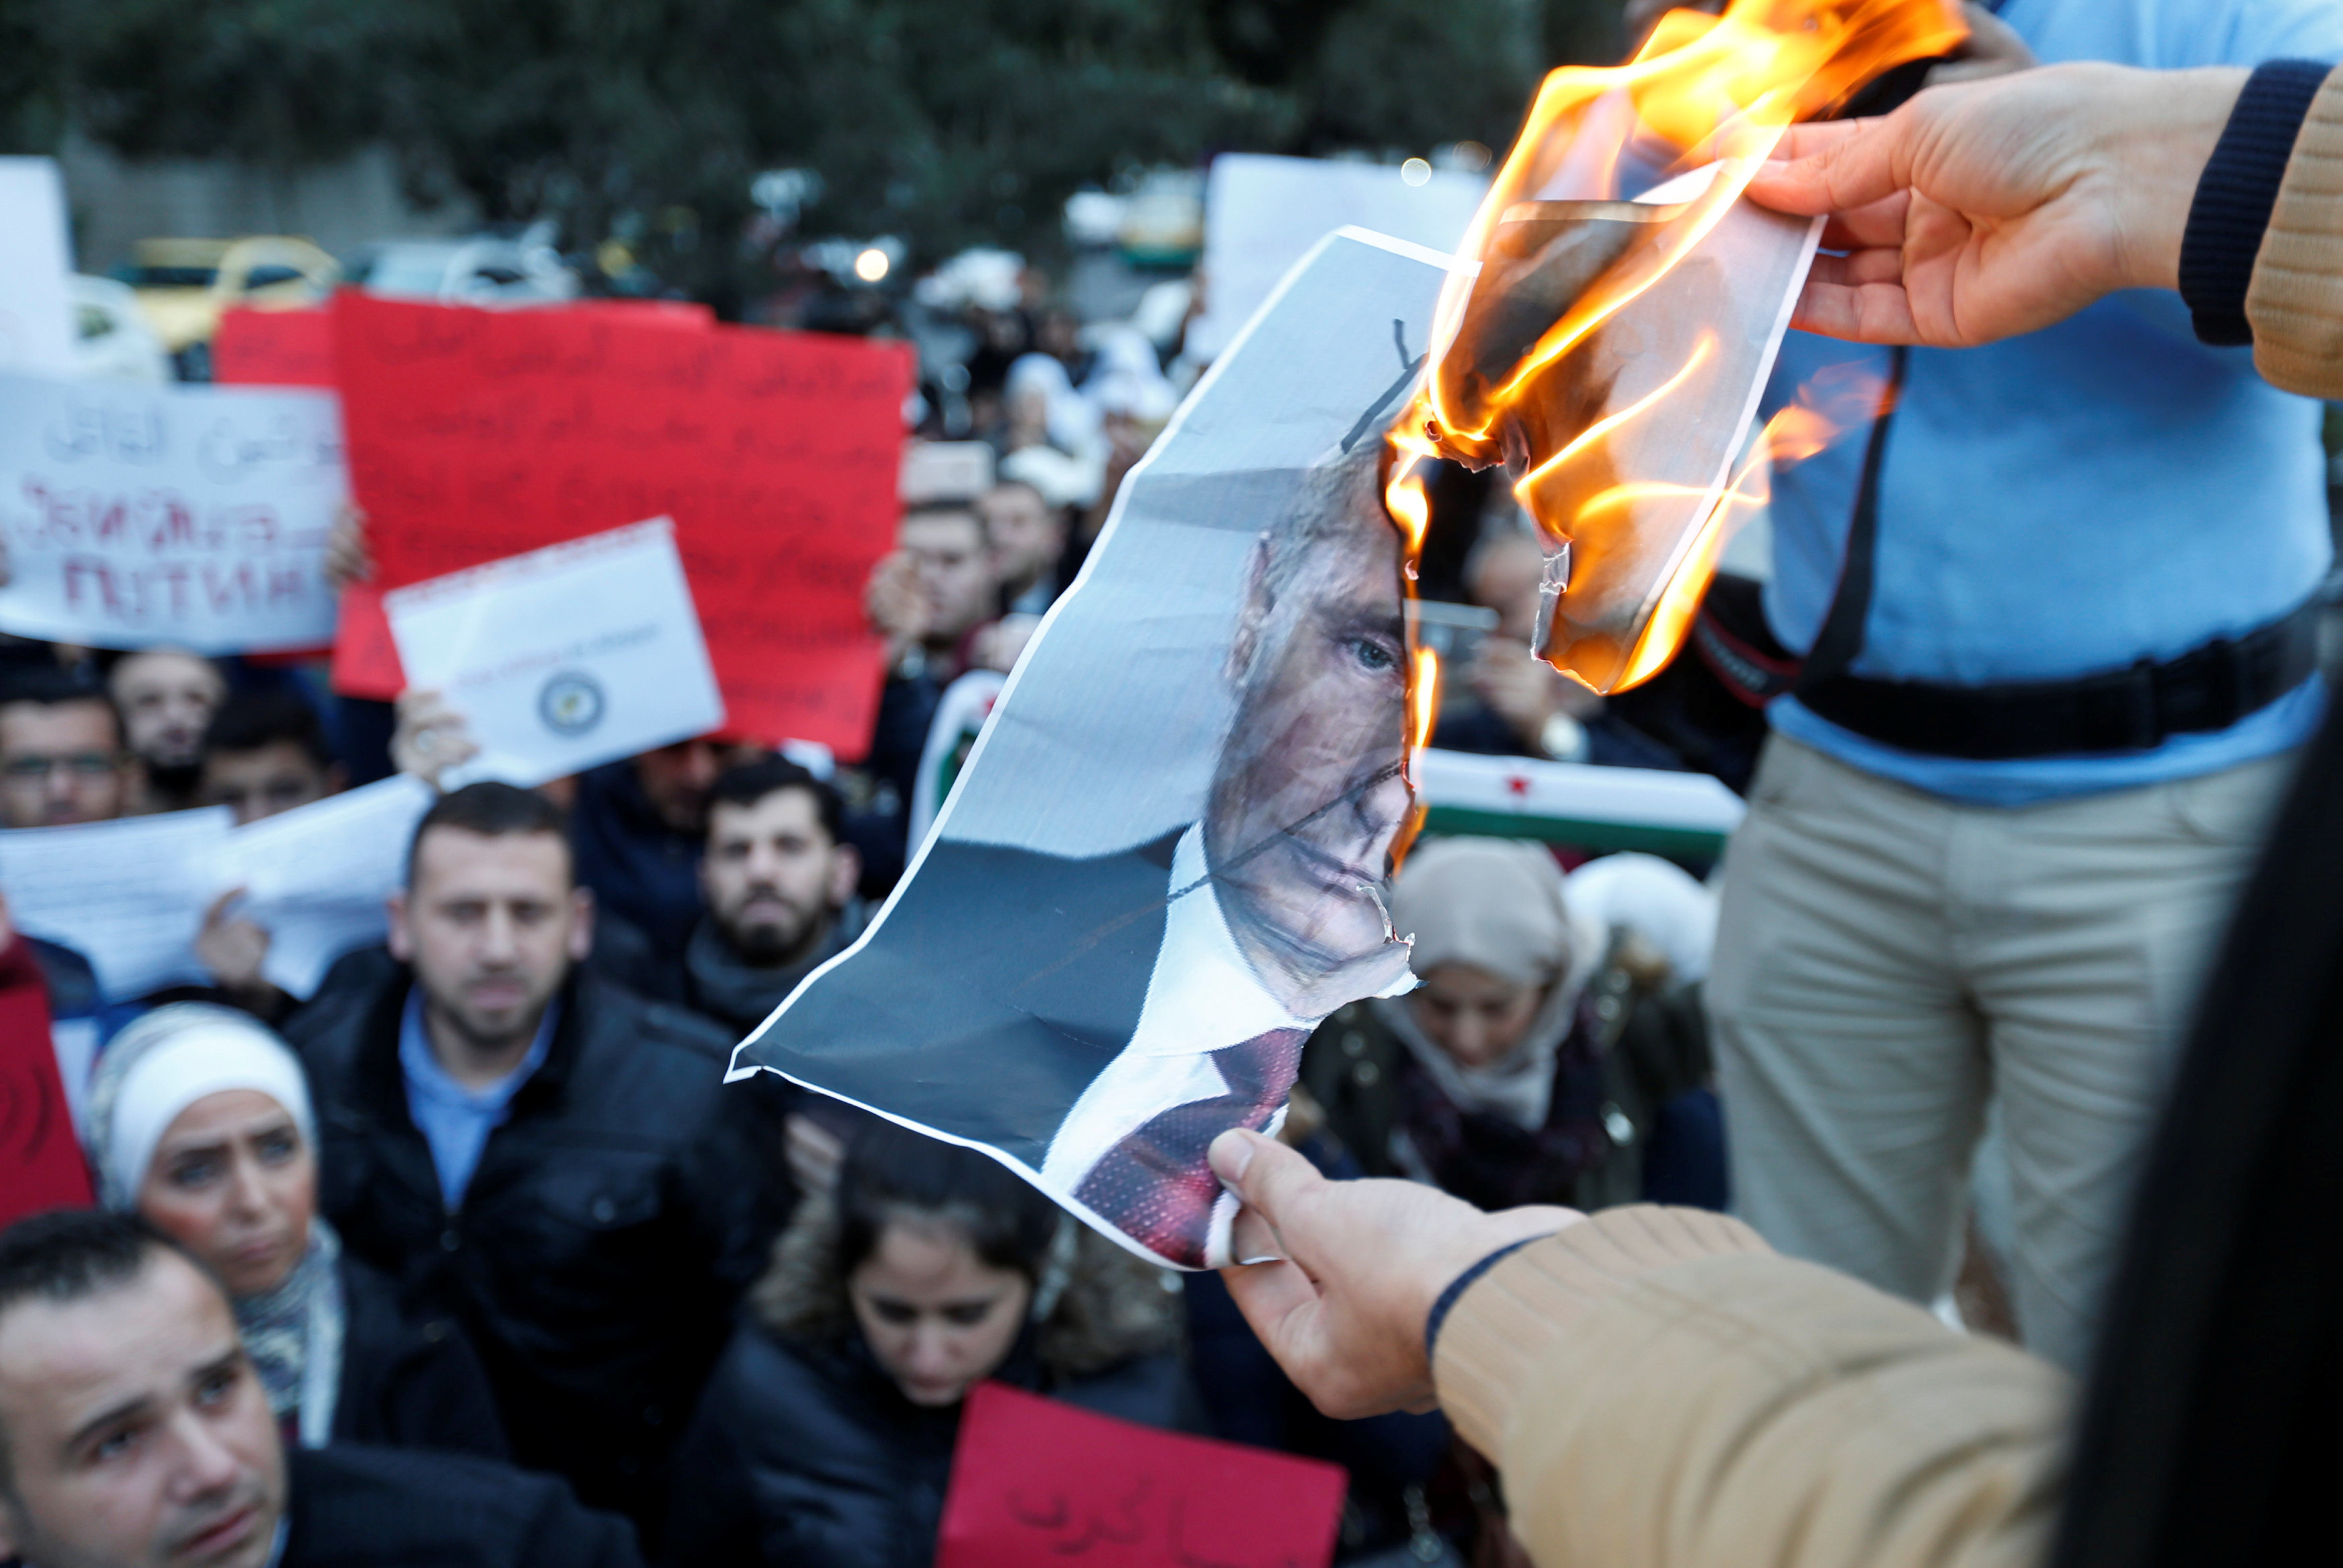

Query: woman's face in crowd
848,1215,1032,1408
137,1090,316,1300
1408,962,1547,1069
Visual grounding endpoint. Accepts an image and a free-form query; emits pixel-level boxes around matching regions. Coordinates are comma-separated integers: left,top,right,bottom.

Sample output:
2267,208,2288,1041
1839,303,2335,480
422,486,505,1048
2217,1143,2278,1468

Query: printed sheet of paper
1,970,95,1230
334,294,908,753
736,229,1457,1270
1190,153,1485,361
0,157,76,377
0,373,347,652
208,776,434,996
937,1382,1345,1568
0,809,234,999
387,519,724,787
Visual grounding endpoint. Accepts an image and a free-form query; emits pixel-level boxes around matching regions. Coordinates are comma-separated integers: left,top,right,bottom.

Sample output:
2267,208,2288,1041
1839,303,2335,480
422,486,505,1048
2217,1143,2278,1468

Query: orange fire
1393,0,1963,693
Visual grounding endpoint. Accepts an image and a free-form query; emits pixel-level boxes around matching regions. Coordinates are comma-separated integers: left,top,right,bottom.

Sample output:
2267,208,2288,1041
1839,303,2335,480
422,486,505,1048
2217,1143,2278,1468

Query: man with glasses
0,668,134,830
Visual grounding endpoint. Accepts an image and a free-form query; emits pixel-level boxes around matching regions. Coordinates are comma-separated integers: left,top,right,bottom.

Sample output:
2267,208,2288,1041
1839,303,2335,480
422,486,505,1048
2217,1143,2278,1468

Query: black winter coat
285,969,788,1539
333,1251,507,1459
282,1444,643,1567
662,1326,1198,1568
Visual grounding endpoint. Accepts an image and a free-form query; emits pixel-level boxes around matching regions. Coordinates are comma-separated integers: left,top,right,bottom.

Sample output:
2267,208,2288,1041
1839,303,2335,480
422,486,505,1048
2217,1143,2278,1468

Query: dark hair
706,757,844,847
0,666,124,750
406,780,571,889
834,1121,1060,1285
199,689,333,770
0,1213,218,1480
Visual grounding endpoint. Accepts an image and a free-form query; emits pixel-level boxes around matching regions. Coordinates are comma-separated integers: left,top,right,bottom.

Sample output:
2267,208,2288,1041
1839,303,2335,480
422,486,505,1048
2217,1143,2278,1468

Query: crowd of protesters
10,3,2343,1568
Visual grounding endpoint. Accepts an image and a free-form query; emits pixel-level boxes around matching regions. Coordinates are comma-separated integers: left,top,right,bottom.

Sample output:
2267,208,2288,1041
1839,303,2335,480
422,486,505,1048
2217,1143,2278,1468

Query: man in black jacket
284,783,784,1541
0,1209,642,1568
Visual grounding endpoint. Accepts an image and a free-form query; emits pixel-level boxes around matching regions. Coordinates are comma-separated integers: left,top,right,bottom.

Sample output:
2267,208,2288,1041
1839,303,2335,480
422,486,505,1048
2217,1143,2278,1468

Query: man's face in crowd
0,699,133,829
198,744,337,828
109,654,226,773
702,787,859,966
900,510,995,644
1469,533,1548,646
390,827,591,1054
975,483,1063,594
635,739,762,836
1206,479,1412,1011
0,1249,285,1568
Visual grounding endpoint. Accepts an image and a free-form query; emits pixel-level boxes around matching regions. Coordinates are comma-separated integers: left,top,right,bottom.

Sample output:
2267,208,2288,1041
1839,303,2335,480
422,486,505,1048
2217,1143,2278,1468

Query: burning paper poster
1401,0,1967,693
734,230,1455,1269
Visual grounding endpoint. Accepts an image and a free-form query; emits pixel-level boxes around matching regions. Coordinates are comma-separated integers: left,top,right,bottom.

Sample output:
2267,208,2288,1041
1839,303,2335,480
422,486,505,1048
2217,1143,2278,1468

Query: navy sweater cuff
1424,1237,1540,1363
2180,60,2334,347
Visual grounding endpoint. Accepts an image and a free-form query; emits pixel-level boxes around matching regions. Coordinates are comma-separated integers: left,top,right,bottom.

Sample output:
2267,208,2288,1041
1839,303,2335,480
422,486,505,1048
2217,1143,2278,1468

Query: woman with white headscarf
1298,839,1722,1212
86,1003,506,1457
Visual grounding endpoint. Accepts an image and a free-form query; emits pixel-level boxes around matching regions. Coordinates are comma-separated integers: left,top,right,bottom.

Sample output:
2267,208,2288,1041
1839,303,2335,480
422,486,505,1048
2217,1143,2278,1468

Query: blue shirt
398,988,558,1209
1759,0,2343,805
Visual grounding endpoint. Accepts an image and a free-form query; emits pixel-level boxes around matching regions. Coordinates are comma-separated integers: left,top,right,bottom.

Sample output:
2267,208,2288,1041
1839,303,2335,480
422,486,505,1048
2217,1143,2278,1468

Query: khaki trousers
1708,734,2296,1373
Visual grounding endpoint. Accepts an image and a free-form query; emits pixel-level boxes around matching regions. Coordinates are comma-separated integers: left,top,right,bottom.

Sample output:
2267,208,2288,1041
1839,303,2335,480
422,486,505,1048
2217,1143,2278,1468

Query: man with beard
283,782,783,1545
664,758,864,1037
107,650,226,815
0,1210,642,1568
736,440,1416,1268
0,667,135,829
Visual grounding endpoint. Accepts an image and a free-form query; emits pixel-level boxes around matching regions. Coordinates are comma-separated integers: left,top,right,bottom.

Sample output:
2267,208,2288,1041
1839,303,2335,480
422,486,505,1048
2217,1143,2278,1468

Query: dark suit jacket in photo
733,829,1186,1173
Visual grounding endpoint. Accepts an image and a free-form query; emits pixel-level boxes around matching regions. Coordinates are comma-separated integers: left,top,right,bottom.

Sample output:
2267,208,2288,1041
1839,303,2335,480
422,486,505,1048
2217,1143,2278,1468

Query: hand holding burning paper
1396,0,1968,693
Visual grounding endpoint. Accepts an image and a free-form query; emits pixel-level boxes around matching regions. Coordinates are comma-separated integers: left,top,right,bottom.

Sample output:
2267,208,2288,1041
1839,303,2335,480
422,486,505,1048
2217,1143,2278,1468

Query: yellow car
114,236,340,353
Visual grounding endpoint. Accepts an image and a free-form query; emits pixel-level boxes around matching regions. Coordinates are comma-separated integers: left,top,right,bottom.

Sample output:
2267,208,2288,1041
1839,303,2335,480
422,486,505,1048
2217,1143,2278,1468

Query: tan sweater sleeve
2249,66,2343,396
1433,1207,2069,1568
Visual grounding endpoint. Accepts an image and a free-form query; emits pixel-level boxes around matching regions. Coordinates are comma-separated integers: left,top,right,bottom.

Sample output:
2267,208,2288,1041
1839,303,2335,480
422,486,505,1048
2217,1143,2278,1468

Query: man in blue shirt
1696,0,2343,1374
288,782,785,1545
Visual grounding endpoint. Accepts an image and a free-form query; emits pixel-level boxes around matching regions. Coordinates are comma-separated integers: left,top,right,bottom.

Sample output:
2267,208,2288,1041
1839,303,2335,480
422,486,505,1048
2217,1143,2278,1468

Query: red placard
212,306,337,387
333,295,908,756
937,1383,1346,1568
1,948,96,1229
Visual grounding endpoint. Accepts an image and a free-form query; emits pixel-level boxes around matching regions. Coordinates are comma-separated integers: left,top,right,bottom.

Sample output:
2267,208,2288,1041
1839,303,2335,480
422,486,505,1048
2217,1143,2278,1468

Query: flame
1392,0,1961,692
1610,358,1893,687
1384,457,1433,565
1409,645,1441,760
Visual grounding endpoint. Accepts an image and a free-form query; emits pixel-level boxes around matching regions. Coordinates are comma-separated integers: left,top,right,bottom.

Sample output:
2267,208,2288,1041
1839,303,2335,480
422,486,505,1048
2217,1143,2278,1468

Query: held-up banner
735,230,1458,1270
334,295,910,756
386,519,725,787
0,373,345,652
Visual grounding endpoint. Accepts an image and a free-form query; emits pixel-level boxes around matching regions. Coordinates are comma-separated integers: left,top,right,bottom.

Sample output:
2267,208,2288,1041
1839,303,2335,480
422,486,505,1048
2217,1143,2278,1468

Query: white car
349,230,578,305
70,276,171,383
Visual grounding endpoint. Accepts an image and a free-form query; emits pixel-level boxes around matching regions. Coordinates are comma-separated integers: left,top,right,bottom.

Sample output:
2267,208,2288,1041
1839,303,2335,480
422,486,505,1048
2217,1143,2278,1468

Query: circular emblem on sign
538,671,606,736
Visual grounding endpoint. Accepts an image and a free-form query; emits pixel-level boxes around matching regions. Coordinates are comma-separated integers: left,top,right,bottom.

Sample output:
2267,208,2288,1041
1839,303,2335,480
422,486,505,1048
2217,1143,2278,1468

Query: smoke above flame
1384,0,1963,695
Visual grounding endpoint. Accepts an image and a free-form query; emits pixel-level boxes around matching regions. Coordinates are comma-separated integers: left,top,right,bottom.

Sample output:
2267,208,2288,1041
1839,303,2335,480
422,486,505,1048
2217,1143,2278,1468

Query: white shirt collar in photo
1122,822,1313,1060
1038,822,1413,1199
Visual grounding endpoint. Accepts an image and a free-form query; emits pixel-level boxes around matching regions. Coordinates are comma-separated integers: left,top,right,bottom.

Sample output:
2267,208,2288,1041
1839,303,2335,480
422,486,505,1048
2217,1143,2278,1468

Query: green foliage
20,0,1628,298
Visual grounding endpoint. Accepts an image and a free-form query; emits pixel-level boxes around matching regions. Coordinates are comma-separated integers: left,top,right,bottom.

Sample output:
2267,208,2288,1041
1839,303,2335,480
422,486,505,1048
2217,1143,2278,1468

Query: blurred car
70,276,170,383
346,228,580,304
113,236,340,352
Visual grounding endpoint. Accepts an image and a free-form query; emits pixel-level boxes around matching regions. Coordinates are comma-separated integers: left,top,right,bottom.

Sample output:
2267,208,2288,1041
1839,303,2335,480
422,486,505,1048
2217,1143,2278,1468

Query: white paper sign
0,808,233,1000
0,777,437,1003
207,776,435,997
1190,154,1485,362
0,373,347,651
386,517,726,787
0,157,76,377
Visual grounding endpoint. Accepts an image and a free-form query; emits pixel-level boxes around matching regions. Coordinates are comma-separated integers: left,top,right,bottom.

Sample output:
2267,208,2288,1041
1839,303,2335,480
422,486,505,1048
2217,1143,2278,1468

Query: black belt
1799,599,2322,760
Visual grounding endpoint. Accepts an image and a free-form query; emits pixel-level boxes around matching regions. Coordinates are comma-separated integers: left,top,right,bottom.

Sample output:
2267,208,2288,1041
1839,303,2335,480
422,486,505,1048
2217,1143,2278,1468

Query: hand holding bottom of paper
1071,1027,1309,1270
1210,1128,1578,1420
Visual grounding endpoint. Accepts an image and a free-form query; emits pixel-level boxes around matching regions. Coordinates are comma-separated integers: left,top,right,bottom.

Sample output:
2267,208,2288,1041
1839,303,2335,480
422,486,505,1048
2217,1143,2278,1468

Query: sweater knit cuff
1430,1205,1770,1458
2181,60,2332,345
